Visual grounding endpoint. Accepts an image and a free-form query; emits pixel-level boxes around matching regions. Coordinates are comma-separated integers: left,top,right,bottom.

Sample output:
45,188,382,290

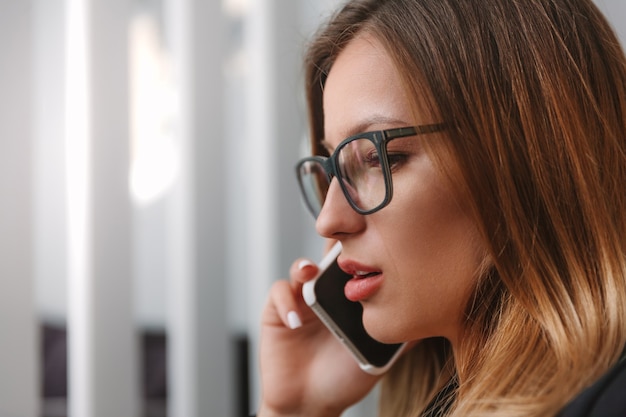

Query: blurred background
1,1,625,417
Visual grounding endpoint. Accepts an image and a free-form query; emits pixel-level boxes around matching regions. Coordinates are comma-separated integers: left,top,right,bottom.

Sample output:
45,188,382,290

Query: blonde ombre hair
304,1,626,416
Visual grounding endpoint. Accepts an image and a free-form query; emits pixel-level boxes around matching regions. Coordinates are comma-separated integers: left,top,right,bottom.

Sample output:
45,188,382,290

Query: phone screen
313,259,404,368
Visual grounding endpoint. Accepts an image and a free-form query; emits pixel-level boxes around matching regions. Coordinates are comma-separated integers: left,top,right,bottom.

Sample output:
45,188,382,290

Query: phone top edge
317,241,342,270
302,242,342,306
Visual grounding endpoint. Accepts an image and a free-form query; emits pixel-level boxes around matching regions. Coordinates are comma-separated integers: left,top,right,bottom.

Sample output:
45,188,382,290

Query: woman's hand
257,254,381,417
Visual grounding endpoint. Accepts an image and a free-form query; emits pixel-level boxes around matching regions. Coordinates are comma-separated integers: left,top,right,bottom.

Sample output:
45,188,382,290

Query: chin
362,309,407,344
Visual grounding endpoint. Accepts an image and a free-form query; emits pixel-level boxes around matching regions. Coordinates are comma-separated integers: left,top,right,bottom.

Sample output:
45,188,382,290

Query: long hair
304,1,626,416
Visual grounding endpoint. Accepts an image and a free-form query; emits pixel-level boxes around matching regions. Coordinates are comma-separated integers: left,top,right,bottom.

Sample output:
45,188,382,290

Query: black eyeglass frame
295,123,446,218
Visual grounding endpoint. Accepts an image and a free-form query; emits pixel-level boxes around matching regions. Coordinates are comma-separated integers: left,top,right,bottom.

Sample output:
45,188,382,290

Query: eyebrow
320,115,412,154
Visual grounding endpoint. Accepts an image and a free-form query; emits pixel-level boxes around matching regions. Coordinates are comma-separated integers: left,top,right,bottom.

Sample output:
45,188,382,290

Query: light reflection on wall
129,13,179,206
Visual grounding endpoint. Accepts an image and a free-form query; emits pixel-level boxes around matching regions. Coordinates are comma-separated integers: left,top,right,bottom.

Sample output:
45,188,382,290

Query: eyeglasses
295,123,446,218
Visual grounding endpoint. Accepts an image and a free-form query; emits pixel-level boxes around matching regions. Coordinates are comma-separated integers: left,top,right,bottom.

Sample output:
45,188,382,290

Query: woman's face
317,33,485,347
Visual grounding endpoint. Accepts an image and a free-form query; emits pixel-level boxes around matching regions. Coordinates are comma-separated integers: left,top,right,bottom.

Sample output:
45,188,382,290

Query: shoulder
557,356,626,417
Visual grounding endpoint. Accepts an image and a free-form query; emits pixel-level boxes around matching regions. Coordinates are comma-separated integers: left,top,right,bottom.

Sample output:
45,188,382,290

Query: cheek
394,176,484,276
371,171,485,338
382,167,480,267
385,195,482,295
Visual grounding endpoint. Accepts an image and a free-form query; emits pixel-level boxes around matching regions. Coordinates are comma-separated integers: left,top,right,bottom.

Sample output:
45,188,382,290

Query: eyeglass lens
298,137,386,217
297,160,328,216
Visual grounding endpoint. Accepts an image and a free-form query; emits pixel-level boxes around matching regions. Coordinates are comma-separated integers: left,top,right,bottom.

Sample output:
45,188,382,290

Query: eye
387,152,410,171
362,149,382,167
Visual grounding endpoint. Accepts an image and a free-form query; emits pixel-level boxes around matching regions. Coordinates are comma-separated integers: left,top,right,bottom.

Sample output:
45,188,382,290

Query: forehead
322,33,414,147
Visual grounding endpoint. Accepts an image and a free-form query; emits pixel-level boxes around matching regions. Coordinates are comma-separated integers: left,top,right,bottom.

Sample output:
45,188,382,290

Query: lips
339,260,384,302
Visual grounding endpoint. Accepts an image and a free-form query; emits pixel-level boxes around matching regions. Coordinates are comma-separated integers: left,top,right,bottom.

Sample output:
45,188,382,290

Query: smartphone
302,242,406,375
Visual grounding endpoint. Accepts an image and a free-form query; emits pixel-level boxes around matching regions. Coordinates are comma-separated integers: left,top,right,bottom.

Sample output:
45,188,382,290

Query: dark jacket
557,354,626,417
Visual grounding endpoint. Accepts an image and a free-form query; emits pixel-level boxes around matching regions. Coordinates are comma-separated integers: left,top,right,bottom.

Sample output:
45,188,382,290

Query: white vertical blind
164,0,233,415
65,0,137,416
162,2,196,416
243,0,280,408
0,2,38,417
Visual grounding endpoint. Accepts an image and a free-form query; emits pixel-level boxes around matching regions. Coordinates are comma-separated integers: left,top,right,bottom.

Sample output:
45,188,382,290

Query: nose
315,178,365,238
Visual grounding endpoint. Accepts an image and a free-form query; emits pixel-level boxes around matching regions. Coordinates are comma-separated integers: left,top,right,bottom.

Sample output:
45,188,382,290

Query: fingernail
287,311,302,329
298,260,315,270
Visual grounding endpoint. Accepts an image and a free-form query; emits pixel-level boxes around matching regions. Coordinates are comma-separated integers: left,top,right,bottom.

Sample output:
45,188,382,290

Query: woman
258,0,626,416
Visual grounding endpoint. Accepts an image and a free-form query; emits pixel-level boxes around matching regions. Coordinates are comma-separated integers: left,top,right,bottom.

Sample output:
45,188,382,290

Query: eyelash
362,151,409,171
